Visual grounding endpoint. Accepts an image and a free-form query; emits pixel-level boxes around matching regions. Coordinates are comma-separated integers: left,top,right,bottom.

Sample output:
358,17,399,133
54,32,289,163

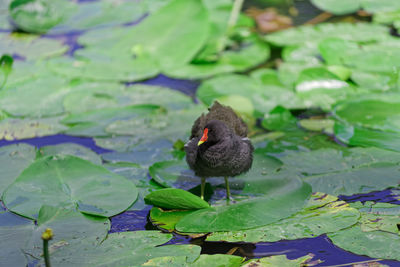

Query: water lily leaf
48,0,147,34
39,231,201,266
62,104,161,137
0,209,33,266
0,117,68,140
243,254,318,267
150,207,196,232
299,119,334,133
130,0,208,71
145,188,210,210
143,254,243,267
175,178,311,232
0,75,69,117
48,55,159,83
165,38,270,79
334,122,400,152
38,143,102,165
3,155,138,219
105,105,206,144
295,67,353,110
262,106,296,131
350,70,396,91
104,161,162,210
280,147,400,195
0,54,13,88
333,94,400,133
197,74,301,116
206,192,359,242
265,23,391,47
328,202,400,261
0,143,36,197
24,205,110,260
0,32,68,60
10,0,76,33
310,0,361,15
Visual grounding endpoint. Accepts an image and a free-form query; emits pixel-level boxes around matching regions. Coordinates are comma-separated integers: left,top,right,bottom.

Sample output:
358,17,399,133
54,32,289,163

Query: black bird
185,101,254,201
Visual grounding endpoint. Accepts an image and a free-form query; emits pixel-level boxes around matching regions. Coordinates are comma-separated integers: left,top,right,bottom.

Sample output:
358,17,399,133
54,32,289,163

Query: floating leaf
0,117,68,140
40,231,201,266
3,155,138,219
0,76,69,117
328,202,400,261
10,0,76,33
206,192,359,242
39,143,102,165
25,205,110,260
0,143,36,197
310,0,361,15
0,32,68,60
145,188,210,210
129,0,208,71
243,254,318,267
265,23,391,47
175,178,311,232
150,207,196,232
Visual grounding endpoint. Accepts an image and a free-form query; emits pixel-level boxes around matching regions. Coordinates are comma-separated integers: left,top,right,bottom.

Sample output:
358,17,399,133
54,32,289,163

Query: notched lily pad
145,188,210,210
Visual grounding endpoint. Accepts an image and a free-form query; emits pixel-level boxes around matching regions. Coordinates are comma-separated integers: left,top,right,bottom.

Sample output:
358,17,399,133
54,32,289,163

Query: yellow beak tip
197,140,205,146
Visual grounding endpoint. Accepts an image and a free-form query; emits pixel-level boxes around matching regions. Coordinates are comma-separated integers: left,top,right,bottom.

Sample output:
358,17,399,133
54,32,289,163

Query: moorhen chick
185,101,254,201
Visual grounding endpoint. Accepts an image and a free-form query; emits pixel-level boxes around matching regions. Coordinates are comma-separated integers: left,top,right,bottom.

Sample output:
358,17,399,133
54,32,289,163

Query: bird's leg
224,176,231,203
201,177,206,200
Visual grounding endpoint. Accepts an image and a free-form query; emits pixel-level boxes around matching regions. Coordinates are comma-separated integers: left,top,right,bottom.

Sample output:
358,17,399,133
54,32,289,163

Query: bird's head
197,120,230,146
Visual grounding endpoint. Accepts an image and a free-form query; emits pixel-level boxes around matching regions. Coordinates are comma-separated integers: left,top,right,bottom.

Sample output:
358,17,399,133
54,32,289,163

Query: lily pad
10,0,76,33
62,104,161,137
145,188,210,210
3,155,138,219
0,75,69,117
165,38,270,79
25,205,110,260
0,117,68,140
175,178,311,232
40,231,201,266
144,254,244,267
334,122,400,152
243,254,318,267
0,143,36,197
265,23,391,47
328,202,400,261
280,147,400,195
333,94,400,133
129,0,208,71
0,32,68,60
149,207,196,232
206,192,359,242
38,143,102,165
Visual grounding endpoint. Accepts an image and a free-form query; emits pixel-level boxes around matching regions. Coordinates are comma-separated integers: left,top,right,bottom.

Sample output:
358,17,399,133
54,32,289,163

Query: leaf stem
218,0,245,53
42,228,53,267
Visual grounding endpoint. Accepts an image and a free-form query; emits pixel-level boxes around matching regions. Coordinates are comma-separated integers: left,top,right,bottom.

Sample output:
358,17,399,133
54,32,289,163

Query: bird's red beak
198,128,208,146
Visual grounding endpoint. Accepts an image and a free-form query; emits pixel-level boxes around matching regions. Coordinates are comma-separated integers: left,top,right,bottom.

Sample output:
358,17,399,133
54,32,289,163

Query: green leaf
299,119,334,133
0,117,68,140
39,143,102,165
165,38,270,79
10,0,76,33
0,209,33,266
265,23,391,47
0,54,13,76
0,76,69,117
62,104,161,137
145,188,210,210
0,32,68,60
25,205,110,260
262,106,296,131
41,231,201,266
130,0,209,71
150,207,196,232
3,155,138,219
143,254,243,267
280,147,400,195
310,0,361,15
328,202,400,261
175,179,311,232
333,94,400,133
242,254,318,267
206,192,359,242
334,122,400,152
0,143,36,197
